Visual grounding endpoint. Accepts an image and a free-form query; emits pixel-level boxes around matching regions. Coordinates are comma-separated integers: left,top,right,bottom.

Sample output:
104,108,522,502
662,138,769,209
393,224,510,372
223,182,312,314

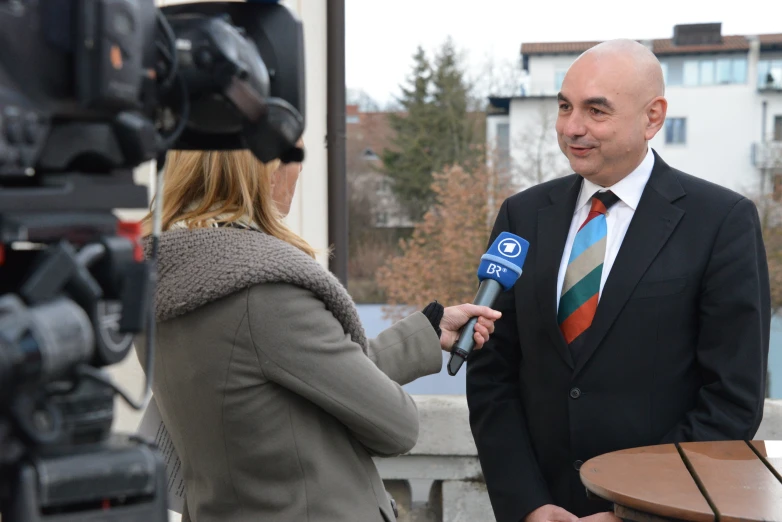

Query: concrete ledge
441,481,493,522
375,456,483,481
409,396,782,454
411,395,476,456
376,397,782,521
757,399,782,439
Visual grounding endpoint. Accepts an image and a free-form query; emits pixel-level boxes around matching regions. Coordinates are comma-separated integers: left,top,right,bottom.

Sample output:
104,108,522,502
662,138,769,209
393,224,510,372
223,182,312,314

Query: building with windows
345,104,414,228
345,105,488,228
487,23,782,196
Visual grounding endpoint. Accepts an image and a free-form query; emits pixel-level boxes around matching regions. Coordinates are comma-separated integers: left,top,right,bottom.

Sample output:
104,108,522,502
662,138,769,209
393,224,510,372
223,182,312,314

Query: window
699,60,715,85
664,56,746,86
758,60,770,87
664,60,683,86
665,118,686,145
771,63,782,88
496,122,510,172
716,59,732,84
554,71,566,91
346,114,359,124
758,59,782,90
683,61,699,86
732,58,747,83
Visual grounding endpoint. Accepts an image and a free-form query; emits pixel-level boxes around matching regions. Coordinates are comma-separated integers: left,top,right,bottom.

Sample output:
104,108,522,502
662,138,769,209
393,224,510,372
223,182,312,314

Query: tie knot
590,190,619,215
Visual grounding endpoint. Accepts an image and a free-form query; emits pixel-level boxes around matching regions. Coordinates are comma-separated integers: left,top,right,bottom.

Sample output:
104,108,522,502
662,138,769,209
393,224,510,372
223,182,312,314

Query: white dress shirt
556,147,655,310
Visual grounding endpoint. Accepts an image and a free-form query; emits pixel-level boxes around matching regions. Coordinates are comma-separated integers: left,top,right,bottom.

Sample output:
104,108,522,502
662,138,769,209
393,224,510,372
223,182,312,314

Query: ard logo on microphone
498,238,522,258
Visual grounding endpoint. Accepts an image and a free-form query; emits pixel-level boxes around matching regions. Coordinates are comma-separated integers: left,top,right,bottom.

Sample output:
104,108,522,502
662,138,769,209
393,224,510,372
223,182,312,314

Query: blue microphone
447,232,530,376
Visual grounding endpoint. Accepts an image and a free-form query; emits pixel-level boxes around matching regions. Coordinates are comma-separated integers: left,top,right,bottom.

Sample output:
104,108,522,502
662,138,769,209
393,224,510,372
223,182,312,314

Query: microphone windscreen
477,232,530,291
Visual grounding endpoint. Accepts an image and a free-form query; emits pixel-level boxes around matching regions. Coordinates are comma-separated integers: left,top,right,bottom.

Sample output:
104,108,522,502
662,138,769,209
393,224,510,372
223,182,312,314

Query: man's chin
567,156,598,177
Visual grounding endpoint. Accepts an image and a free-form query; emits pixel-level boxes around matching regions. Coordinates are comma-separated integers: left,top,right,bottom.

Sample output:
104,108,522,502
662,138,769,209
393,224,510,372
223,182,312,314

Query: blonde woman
137,148,500,522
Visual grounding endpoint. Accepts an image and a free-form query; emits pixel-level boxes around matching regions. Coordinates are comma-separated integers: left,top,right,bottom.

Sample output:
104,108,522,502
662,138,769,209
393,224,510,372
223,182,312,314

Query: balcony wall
376,396,782,522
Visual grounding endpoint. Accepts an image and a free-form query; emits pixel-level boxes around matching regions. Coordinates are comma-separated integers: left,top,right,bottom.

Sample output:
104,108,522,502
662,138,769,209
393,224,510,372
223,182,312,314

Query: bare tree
749,192,782,315
345,107,401,303
756,141,782,195
749,140,782,315
470,54,523,102
376,160,517,320
511,104,572,189
346,88,381,112
741,139,782,315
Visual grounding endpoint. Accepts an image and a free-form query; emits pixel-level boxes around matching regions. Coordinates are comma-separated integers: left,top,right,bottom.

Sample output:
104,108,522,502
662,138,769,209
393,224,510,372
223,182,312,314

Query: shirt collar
575,146,655,213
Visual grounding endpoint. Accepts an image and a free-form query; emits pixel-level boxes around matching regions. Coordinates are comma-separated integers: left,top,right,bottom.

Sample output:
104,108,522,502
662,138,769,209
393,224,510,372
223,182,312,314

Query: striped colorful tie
557,191,620,347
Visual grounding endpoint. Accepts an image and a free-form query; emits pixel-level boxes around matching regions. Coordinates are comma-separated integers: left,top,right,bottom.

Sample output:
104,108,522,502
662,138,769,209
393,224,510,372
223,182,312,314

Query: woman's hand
439,304,501,352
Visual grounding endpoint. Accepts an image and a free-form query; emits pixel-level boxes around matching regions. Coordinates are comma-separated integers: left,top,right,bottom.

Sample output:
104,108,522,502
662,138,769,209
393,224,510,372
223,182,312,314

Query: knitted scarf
142,227,368,353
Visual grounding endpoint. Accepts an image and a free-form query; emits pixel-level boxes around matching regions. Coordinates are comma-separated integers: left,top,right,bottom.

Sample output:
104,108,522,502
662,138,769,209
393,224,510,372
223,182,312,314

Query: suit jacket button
569,387,581,399
574,460,583,471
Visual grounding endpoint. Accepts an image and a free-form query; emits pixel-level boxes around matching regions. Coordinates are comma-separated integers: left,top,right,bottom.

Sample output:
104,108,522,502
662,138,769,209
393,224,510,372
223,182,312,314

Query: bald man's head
580,39,665,98
554,38,668,186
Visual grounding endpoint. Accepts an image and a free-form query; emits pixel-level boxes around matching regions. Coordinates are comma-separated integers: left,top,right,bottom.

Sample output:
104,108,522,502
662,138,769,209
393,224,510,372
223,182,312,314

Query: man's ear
645,96,667,141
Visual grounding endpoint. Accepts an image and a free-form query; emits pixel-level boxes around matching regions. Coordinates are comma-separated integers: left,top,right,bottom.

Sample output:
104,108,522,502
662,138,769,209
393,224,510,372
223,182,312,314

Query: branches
512,104,571,189
376,161,517,319
382,41,484,223
746,191,782,315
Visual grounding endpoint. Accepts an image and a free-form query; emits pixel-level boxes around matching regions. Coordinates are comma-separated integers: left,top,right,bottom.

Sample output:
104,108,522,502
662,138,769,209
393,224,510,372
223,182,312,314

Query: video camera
0,1,305,520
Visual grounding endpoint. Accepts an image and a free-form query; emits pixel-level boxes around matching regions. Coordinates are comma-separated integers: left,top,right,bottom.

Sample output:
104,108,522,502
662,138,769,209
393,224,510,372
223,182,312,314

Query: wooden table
580,440,782,522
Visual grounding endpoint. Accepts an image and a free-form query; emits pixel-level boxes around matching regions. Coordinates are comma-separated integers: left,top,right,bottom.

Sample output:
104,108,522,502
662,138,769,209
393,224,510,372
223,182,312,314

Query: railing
752,141,782,169
374,395,490,521
758,78,782,92
376,396,782,522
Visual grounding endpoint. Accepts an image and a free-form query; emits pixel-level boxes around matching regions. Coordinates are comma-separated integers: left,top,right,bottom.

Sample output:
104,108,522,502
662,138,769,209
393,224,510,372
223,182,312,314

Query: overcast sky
345,0,782,106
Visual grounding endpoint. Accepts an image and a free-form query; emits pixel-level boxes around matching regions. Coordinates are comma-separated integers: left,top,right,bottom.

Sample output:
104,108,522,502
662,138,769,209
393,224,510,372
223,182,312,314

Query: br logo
486,263,505,275
498,238,522,258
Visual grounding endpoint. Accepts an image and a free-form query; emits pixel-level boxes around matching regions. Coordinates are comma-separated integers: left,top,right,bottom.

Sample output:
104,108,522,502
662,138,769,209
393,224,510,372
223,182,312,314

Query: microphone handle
447,278,503,376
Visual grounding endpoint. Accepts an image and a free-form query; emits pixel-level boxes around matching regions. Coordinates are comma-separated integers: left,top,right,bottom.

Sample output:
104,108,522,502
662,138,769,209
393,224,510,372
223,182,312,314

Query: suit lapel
536,175,582,369
572,152,686,378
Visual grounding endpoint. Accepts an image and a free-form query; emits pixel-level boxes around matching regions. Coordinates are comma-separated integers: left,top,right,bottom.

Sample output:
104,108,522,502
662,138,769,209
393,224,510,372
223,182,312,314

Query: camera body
0,1,306,519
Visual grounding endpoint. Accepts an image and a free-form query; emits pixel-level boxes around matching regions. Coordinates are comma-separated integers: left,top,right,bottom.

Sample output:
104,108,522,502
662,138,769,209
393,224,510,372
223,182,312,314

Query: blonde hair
143,149,316,258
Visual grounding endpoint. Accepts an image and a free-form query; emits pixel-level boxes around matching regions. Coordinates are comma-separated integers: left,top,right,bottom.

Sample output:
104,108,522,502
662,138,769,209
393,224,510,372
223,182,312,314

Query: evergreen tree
430,38,483,172
382,46,437,222
382,40,485,222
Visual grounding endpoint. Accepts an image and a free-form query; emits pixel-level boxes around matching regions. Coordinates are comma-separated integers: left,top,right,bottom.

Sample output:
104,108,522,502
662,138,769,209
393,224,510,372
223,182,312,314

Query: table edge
580,471,715,522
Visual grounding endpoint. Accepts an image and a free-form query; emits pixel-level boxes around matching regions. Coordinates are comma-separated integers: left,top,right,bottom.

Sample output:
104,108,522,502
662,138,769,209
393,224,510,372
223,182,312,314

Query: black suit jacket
466,151,770,521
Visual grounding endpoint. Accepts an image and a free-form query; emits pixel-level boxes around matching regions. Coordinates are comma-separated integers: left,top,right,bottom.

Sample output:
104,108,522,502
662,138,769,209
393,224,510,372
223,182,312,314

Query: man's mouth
568,146,593,157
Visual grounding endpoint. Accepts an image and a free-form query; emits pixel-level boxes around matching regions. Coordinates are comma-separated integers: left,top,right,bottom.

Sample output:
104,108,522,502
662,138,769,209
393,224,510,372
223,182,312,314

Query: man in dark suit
466,39,770,522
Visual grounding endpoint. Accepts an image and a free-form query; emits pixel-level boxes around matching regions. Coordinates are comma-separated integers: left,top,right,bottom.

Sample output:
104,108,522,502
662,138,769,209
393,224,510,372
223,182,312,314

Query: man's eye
559,104,570,110
590,108,604,115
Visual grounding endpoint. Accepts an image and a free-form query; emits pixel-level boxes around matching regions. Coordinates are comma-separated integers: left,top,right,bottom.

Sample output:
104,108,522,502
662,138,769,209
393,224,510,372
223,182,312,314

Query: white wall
508,97,555,162
507,97,571,186
512,49,782,196
281,0,330,268
527,55,578,96
760,51,782,143
485,114,509,154
766,96,782,140
650,83,782,195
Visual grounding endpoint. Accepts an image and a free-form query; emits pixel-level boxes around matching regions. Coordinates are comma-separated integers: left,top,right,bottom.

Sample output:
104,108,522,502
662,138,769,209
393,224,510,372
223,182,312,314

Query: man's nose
562,110,587,138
